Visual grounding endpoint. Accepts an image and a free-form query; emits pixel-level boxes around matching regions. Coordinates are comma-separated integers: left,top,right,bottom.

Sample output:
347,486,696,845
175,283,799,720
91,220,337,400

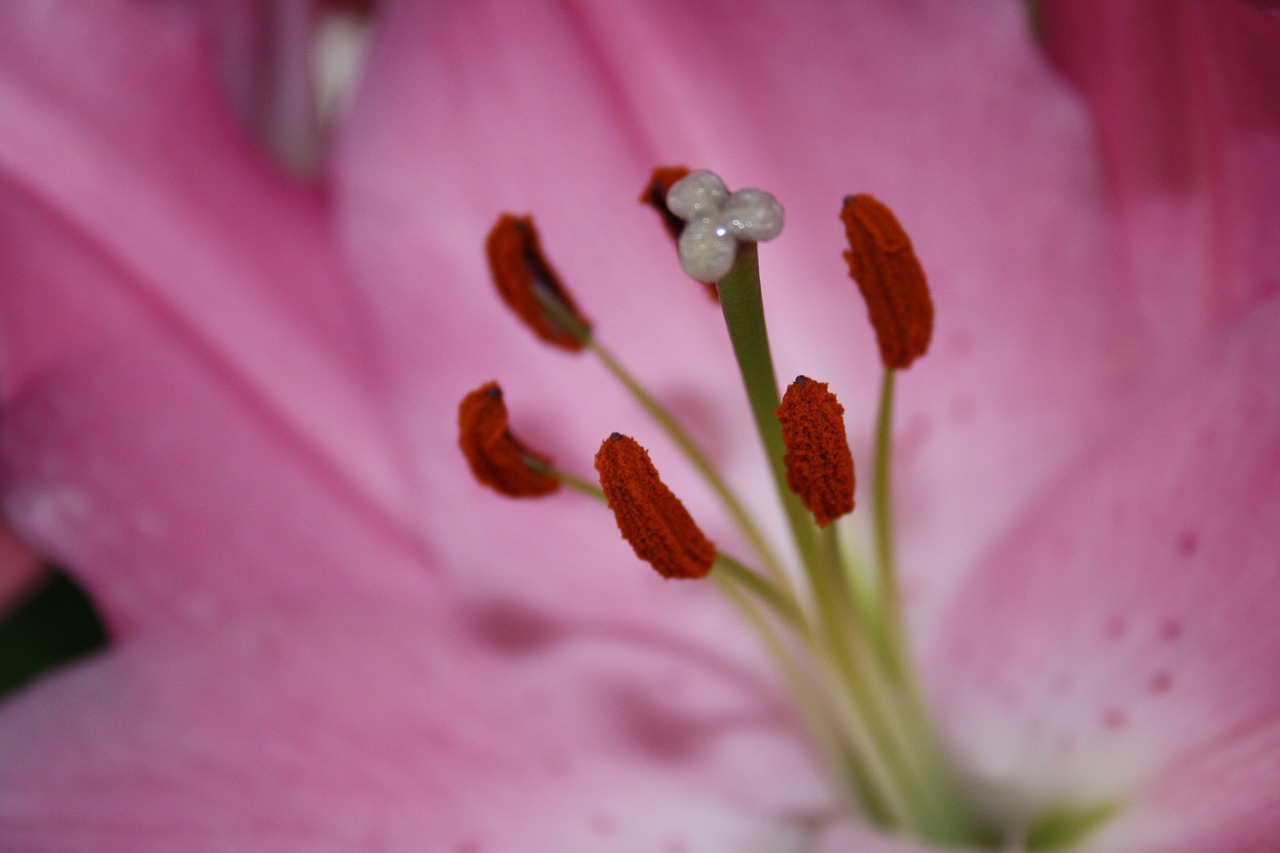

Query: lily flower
0,1,1277,851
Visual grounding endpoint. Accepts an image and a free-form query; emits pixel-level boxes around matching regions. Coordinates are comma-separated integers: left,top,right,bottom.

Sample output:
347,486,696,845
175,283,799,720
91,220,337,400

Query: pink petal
0,599,824,852
0,0,430,631
813,823,953,853
332,0,1140,634
0,191,439,633
926,294,1280,836
1040,0,1280,357
1088,717,1280,852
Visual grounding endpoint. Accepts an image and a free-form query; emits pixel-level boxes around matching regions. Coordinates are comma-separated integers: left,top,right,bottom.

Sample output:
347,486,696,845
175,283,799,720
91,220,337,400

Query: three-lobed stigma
665,169,785,283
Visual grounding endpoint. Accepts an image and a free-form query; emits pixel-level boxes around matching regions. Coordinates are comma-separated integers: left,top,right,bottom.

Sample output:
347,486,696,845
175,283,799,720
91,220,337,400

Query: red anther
458,382,559,497
594,433,715,580
486,214,592,351
840,195,934,369
640,165,693,241
776,376,855,527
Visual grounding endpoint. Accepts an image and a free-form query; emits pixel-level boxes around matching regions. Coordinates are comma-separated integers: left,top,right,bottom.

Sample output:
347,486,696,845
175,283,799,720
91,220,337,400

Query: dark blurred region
0,566,109,699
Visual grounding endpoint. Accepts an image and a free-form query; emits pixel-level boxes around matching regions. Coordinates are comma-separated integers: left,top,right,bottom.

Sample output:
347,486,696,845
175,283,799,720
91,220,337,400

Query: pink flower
0,0,1277,851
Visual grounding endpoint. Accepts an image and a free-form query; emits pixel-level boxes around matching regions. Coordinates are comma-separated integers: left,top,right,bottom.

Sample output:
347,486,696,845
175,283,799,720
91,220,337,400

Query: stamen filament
713,553,806,631
522,456,607,502
862,367,997,845
532,288,592,344
817,522,869,637
712,575,907,828
872,368,911,682
529,283,793,597
588,337,792,588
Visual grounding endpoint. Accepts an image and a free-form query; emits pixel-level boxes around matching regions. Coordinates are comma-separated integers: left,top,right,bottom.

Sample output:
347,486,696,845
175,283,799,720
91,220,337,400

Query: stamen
485,214,592,350
639,165,692,241
594,433,716,580
666,170,785,282
840,195,934,369
458,382,560,497
776,376,856,527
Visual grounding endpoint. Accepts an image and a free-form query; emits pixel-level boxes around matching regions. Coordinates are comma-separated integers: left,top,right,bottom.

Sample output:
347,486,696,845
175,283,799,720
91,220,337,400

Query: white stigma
666,169,784,283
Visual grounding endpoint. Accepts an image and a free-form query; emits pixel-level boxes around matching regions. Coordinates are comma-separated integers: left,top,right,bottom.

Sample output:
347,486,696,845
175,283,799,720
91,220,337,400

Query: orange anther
776,377,855,527
594,433,715,579
840,195,934,369
458,382,559,497
486,214,592,351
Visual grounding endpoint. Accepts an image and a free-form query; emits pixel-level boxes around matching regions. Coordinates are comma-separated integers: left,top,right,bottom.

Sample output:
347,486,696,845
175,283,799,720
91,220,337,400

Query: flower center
461,168,1117,850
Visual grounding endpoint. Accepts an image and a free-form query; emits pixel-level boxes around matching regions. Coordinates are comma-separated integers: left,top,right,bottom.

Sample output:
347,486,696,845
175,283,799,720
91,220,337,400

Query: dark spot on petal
1177,530,1199,556
1102,707,1129,731
896,414,934,464
1149,671,1173,694
1160,619,1184,642
466,598,566,655
608,684,708,762
1104,615,1128,642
